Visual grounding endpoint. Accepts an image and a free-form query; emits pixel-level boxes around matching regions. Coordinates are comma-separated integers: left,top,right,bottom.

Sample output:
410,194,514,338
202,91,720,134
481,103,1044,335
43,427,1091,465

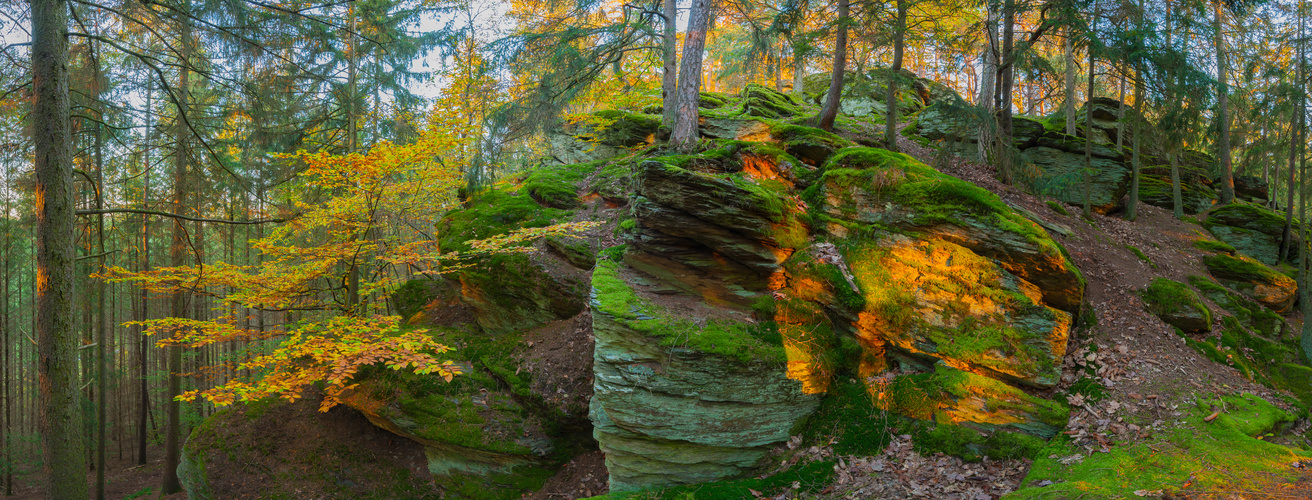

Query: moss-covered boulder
1140,278,1212,333
740,83,806,119
1008,393,1308,499
1202,253,1298,314
1204,203,1298,266
548,111,661,165
1188,275,1287,340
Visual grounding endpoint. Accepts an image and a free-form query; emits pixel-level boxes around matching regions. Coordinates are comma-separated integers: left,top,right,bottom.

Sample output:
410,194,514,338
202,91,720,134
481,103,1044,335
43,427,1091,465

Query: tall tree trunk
1166,0,1184,218
884,0,908,151
1083,0,1100,218
1300,0,1310,359
817,0,849,132
671,0,711,151
994,0,1017,181
978,0,999,108
89,35,109,500
1064,23,1076,135
164,3,192,493
33,0,88,496
138,82,153,467
792,41,806,97
2,143,12,496
662,0,678,128
1282,115,1300,264
1125,0,1144,221
346,5,361,312
1215,0,1235,205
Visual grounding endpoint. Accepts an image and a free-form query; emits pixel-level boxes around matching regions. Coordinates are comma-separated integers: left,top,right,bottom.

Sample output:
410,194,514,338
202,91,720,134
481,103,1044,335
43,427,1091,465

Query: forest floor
5,443,187,500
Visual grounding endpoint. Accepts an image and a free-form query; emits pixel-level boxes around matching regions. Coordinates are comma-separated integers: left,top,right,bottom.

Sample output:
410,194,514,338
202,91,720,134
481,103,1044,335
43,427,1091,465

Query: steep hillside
177,75,1312,500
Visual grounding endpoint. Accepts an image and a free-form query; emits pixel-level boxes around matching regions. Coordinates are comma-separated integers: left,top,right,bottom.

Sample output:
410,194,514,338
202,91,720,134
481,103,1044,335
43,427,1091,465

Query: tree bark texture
1215,1,1235,205
884,0,908,150
164,3,192,493
817,0,849,132
671,0,711,150
662,0,678,128
33,0,88,496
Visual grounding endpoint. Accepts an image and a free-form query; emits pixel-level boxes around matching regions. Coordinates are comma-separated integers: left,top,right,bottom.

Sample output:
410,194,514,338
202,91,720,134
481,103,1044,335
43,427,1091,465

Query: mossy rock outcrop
1140,278,1211,333
588,137,1082,492
548,111,662,165
1182,275,1310,406
1204,203,1298,266
1138,175,1216,214
436,163,601,333
1024,147,1130,214
1201,253,1297,314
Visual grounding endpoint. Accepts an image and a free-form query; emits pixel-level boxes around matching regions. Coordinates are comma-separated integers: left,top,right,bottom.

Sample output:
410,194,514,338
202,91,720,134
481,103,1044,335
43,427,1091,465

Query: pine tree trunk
662,0,678,128
2,154,12,496
164,3,192,493
137,85,152,464
883,0,907,151
1166,0,1184,218
978,0,998,108
817,0,849,132
1300,0,1310,358
792,41,806,97
1282,115,1299,264
1215,1,1235,205
33,0,88,496
1125,0,1144,221
1064,28,1076,135
671,0,711,151
1083,0,1100,218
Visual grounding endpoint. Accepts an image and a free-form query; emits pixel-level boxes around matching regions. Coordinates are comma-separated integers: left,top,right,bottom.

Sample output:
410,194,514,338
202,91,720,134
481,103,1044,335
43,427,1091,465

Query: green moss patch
438,184,573,253
1193,238,1236,254
1006,393,1309,499
1139,278,1210,332
1202,253,1290,287
523,161,600,209
1125,245,1155,268
592,259,786,364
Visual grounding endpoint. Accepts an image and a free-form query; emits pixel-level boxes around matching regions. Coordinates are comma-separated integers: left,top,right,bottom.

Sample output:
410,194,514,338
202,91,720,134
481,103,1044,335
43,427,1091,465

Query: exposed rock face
1025,147,1130,214
590,261,819,490
1204,204,1298,266
1137,175,1215,214
587,137,1082,491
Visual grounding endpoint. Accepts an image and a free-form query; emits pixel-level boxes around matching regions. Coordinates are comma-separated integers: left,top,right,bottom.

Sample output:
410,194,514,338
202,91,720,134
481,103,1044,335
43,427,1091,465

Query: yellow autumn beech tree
103,125,597,411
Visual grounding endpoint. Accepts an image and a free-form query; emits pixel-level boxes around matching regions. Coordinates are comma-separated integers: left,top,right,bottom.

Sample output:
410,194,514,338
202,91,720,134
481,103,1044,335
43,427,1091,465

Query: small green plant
1125,245,1155,268
1046,200,1070,216
124,487,156,500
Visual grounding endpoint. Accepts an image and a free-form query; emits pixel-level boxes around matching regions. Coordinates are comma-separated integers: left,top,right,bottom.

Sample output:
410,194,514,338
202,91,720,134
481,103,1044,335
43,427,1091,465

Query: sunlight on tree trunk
671,0,711,151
